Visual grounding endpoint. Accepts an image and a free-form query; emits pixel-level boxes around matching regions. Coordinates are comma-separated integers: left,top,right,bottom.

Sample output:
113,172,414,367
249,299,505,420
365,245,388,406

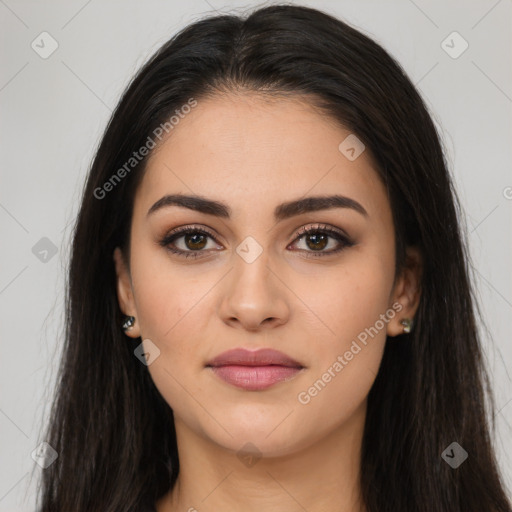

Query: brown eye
303,232,329,251
290,224,354,257
182,232,208,250
159,226,221,259
159,223,354,260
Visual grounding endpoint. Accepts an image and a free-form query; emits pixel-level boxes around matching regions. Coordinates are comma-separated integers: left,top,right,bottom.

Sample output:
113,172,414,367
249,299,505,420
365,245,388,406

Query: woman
36,4,511,511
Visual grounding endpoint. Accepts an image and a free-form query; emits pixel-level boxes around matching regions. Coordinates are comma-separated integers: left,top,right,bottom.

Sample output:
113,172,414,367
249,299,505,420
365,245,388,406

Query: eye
159,225,222,259
159,223,354,260
288,223,354,258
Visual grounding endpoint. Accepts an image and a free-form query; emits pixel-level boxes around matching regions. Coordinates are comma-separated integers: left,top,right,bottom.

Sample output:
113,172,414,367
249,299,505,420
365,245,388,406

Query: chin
216,430,306,460
196,409,311,459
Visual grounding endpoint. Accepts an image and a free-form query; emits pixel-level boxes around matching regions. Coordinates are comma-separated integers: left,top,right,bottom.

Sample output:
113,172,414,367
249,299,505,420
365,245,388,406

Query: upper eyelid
165,223,348,241
165,224,220,242
163,223,350,249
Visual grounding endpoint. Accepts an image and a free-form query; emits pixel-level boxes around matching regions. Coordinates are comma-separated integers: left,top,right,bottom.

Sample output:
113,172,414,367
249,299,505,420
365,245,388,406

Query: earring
122,315,136,332
400,318,414,334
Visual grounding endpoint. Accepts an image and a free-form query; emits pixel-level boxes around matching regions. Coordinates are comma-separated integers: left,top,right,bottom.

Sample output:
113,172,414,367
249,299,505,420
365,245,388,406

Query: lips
206,348,303,368
206,348,305,391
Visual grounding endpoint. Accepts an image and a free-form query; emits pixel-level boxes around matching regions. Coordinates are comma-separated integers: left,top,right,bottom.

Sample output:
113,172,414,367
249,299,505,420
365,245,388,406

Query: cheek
129,249,218,388
133,271,209,359
290,255,392,416
130,239,209,333
292,255,393,353
132,274,212,415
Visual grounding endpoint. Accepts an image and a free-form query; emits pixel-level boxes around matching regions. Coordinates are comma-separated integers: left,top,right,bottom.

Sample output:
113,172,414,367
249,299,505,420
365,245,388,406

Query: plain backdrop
0,0,511,509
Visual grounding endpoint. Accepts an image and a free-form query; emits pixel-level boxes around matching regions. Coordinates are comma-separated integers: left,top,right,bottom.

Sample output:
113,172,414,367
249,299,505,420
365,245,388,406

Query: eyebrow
146,193,368,221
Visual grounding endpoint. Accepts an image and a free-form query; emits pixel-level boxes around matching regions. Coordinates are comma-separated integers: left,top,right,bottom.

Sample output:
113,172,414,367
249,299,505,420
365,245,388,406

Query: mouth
207,364,304,391
205,348,305,391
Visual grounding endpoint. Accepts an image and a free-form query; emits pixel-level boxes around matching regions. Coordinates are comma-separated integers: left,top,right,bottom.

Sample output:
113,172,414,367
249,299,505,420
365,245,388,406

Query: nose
218,249,291,332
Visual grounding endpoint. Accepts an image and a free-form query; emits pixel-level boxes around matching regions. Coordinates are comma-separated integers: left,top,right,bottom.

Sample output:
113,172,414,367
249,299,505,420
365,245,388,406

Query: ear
386,245,422,337
113,247,141,338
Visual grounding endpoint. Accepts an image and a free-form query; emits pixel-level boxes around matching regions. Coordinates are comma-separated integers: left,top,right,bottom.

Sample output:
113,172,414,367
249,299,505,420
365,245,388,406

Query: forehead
135,93,389,222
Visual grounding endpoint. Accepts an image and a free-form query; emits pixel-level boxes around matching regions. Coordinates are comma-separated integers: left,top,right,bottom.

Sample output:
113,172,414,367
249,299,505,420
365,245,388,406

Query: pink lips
206,348,304,391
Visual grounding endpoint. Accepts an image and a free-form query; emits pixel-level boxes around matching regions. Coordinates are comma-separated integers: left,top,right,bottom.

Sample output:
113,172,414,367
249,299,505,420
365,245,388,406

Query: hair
35,3,511,511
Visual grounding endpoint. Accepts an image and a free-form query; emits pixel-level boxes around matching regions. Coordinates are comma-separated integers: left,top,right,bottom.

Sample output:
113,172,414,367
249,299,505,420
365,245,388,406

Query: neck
156,400,368,512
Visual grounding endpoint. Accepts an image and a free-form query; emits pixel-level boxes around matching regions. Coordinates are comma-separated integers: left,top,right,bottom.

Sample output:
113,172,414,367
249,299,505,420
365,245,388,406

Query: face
114,92,421,457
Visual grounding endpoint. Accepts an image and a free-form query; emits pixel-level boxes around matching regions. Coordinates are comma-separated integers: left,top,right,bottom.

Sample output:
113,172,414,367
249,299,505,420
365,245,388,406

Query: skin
113,92,422,512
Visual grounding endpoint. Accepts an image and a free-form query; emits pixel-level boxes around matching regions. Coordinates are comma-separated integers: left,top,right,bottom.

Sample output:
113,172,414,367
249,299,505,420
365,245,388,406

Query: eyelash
159,223,354,260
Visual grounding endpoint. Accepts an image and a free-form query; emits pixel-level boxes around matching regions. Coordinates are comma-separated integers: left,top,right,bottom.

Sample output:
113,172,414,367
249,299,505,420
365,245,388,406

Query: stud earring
122,315,136,332
400,318,414,334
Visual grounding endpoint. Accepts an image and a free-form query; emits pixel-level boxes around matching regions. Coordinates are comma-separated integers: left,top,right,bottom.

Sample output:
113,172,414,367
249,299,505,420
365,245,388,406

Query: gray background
0,0,511,509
